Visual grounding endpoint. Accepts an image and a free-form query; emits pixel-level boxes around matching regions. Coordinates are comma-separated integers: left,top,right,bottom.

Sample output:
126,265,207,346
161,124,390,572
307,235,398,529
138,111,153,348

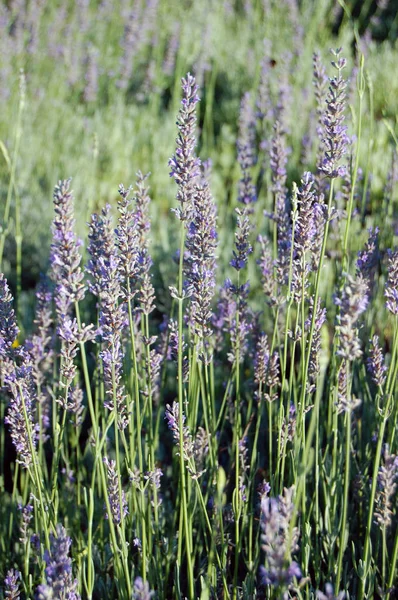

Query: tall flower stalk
168,72,201,600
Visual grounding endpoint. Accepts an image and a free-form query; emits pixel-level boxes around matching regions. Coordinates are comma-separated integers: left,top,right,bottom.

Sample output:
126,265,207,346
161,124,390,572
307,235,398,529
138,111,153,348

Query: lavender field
1,1,398,599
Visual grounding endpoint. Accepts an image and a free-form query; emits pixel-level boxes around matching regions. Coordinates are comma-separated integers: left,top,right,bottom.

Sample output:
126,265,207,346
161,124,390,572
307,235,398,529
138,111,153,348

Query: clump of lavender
4,568,21,599
374,446,398,529
0,273,19,359
319,49,348,179
367,334,387,387
103,456,128,526
335,274,369,360
385,248,398,315
133,576,155,599
168,73,201,222
259,486,301,589
50,179,85,318
35,524,81,600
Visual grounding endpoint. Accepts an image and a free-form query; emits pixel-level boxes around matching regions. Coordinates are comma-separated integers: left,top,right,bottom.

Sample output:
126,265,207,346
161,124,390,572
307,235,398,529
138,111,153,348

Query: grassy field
1,1,398,598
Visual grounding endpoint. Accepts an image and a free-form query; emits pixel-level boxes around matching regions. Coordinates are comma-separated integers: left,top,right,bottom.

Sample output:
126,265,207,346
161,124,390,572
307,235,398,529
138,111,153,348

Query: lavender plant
1,6,398,600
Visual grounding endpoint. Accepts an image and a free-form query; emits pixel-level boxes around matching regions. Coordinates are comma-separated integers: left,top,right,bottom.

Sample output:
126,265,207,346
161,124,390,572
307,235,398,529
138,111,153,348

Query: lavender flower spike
367,334,387,387
4,569,21,600
5,360,38,469
259,486,301,589
35,524,81,600
335,274,368,360
374,446,398,529
103,456,128,526
169,73,201,221
0,273,19,359
319,49,348,179
50,179,85,317
185,179,217,346
385,248,398,315
133,577,155,599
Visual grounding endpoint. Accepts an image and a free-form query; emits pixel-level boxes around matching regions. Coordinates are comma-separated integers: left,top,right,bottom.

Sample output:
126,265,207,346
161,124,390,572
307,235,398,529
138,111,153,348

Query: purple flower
319,49,349,179
35,524,81,600
133,577,155,599
335,274,369,360
116,184,141,302
257,235,279,307
269,121,291,284
367,334,386,387
374,446,398,529
0,273,19,360
230,208,253,271
259,486,301,589
336,361,361,414
25,277,54,437
385,248,398,315
50,179,85,317
254,333,270,387
89,209,128,429
4,359,38,469
356,227,379,293
165,402,199,477
162,22,180,76
103,456,128,526
86,205,115,299
237,92,257,207
185,180,217,349
316,583,346,600
4,568,21,599
18,503,33,544
305,298,327,393
313,51,328,139
237,92,256,171
169,73,201,222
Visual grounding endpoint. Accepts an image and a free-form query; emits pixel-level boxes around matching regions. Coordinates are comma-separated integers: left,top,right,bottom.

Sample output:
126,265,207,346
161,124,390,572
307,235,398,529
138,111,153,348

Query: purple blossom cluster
374,446,398,529
185,180,217,348
103,456,128,526
319,49,348,179
335,274,369,360
35,525,81,600
385,248,398,315
50,179,85,318
169,73,201,222
259,486,301,588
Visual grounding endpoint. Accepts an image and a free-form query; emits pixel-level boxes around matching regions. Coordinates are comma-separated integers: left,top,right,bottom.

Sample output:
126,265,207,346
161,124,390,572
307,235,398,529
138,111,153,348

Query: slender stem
336,363,352,590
